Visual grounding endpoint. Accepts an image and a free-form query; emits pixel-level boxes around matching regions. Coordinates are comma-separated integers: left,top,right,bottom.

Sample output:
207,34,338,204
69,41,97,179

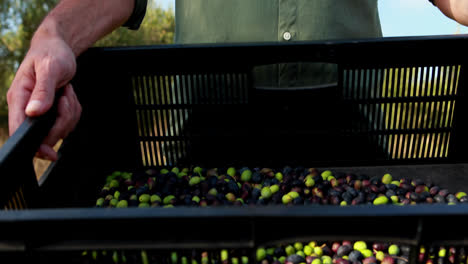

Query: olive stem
393,256,409,262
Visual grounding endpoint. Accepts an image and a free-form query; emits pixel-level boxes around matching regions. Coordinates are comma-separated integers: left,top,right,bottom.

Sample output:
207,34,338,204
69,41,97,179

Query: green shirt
175,1,382,88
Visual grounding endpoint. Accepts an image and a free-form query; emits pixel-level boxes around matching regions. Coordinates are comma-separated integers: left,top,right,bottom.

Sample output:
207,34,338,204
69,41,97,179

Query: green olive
241,170,252,182
227,167,236,177
382,173,393,185
163,195,176,205
282,194,293,204
373,196,389,205
116,200,128,208
109,179,119,188
150,194,162,204
96,198,105,207
189,176,201,186
256,248,267,261
139,194,151,203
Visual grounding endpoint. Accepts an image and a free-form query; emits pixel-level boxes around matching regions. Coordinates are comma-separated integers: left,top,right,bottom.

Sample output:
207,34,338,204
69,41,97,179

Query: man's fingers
36,144,58,161
40,85,80,151
25,59,60,117
64,84,82,129
41,95,73,148
59,85,79,137
7,88,31,136
7,71,34,136
33,84,81,161
35,86,80,161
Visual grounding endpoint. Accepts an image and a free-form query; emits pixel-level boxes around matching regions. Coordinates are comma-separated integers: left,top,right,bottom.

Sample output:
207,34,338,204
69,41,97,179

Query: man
5,0,468,161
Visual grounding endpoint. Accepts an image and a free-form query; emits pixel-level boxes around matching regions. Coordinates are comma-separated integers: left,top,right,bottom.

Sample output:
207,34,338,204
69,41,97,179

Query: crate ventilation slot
341,65,461,160
132,73,249,167
3,186,27,210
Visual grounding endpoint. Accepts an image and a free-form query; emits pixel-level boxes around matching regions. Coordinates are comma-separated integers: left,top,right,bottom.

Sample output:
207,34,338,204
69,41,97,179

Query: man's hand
7,34,81,161
6,0,135,161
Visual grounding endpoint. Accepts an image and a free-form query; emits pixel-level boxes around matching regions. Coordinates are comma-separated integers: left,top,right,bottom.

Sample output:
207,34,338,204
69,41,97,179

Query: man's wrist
32,19,60,43
31,18,76,54
31,0,137,57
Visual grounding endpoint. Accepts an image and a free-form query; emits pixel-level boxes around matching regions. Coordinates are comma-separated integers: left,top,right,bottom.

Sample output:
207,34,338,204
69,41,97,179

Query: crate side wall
39,55,142,207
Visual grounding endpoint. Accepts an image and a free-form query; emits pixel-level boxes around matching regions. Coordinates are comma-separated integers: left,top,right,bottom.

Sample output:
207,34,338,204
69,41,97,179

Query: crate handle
0,89,63,208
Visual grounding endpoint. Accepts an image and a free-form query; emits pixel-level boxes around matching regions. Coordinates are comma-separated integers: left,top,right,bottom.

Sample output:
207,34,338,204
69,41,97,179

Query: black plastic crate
37,36,468,205
1,35,468,260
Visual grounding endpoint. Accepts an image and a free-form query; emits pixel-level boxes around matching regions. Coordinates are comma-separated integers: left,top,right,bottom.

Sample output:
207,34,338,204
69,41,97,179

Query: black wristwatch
123,0,148,30
428,0,436,6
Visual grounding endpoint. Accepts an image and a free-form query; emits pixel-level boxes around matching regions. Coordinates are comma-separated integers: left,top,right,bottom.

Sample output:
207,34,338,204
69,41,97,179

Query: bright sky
155,0,468,37
378,0,468,36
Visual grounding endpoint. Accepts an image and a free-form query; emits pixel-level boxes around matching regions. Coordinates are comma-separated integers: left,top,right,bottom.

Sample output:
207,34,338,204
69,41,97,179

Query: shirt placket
278,0,298,87
278,0,297,41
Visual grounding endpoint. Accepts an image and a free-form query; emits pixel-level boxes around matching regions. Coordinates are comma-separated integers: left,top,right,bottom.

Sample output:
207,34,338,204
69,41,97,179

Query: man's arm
432,0,468,26
7,0,136,161
41,0,135,56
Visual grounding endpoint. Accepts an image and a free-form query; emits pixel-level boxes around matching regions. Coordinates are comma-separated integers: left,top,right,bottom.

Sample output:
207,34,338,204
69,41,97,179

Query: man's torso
175,0,382,88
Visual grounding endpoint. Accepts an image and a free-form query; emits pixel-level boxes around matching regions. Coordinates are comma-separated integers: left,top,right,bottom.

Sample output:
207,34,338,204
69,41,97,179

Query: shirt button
283,31,292,41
